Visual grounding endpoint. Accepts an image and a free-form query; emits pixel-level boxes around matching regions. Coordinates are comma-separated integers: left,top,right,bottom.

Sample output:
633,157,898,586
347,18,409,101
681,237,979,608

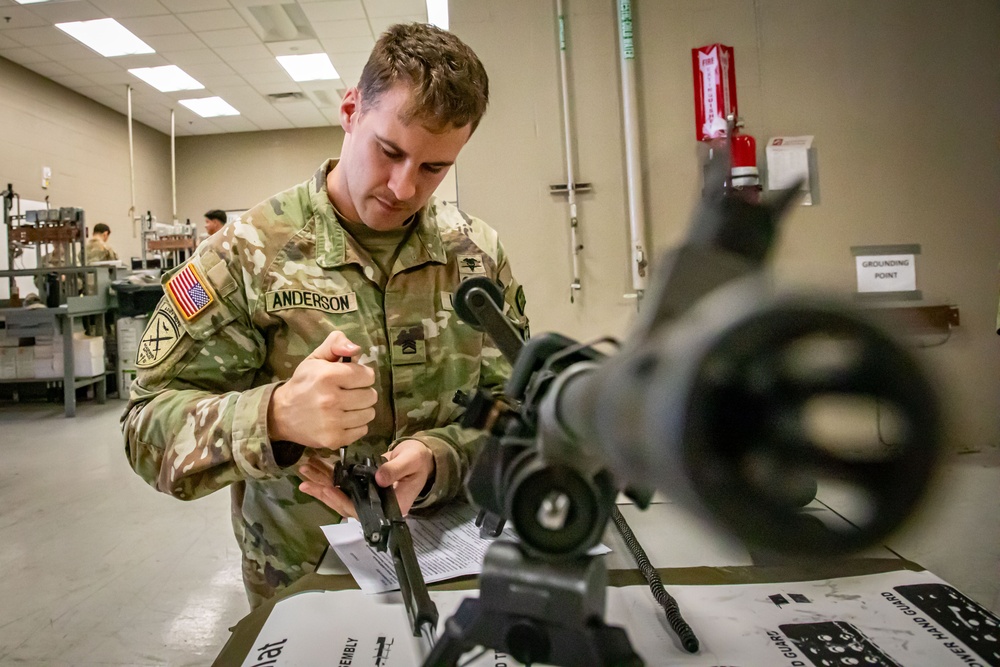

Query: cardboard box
15,346,34,379
0,348,16,379
116,316,148,371
119,369,137,396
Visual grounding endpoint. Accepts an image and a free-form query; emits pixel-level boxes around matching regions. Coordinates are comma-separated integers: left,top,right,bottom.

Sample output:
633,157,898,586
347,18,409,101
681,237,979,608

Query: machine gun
333,443,439,650
423,153,942,666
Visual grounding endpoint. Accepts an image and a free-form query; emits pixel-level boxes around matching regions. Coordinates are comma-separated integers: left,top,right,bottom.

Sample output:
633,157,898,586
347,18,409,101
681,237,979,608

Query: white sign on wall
856,254,916,293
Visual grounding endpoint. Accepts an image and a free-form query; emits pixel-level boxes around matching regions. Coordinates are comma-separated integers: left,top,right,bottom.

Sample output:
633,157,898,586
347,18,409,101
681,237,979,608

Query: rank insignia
166,263,214,320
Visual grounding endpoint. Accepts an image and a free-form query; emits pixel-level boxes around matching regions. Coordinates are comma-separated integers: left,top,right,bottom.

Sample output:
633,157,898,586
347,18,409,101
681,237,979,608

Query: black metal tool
333,445,439,649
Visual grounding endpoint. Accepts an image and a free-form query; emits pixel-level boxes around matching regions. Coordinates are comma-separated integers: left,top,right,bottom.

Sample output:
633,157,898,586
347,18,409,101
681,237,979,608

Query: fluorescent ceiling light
426,0,449,30
276,53,339,82
179,97,240,118
129,66,203,93
55,18,154,57
14,1,52,5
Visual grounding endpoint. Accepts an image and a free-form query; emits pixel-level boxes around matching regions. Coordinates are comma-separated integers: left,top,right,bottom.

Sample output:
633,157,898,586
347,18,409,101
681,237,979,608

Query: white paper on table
766,135,814,204
242,569,990,666
321,502,610,594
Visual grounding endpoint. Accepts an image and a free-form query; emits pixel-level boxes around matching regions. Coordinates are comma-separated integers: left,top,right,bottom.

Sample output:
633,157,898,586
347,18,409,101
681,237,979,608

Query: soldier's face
336,84,471,231
205,218,223,235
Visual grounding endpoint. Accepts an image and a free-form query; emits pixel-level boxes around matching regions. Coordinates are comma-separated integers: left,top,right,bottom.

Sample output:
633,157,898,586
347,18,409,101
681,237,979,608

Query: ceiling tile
24,1,106,23
196,27,258,48
113,53,170,69
249,116,297,131
0,7,50,30
49,73,99,89
143,32,206,52
213,43,272,62
300,1,366,22
34,42,96,62
242,70,295,87
177,9,247,32
239,104,293,123
87,69,137,86
251,79,302,96
209,116,260,133
310,19,370,40
368,15,425,35
319,35,374,55
329,52,370,75
119,14,188,36
0,34,20,50
24,60,74,78
159,0,231,11
77,84,124,102
227,57,284,77
196,73,245,88
362,0,425,19
63,57,124,75
90,0,171,19
0,46,50,64
264,38,323,57
182,60,235,78
3,26,73,47
161,48,222,66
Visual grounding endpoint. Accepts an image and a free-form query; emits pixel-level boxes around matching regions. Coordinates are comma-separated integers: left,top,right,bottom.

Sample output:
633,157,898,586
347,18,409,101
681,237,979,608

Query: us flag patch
165,263,214,320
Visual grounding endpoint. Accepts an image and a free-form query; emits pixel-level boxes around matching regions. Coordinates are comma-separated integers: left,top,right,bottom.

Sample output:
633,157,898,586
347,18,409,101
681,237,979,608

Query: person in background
85,223,118,262
204,209,227,236
123,23,528,608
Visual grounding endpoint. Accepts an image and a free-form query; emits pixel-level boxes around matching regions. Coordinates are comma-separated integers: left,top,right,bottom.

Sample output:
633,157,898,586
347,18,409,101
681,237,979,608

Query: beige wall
2,2,998,449
453,0,1000,450
0,57,170,263
175,127,344,231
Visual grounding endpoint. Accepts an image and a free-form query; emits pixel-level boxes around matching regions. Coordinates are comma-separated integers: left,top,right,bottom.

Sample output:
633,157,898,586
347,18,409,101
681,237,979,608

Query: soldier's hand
376,439,435,516
268,331,377,450
298,457,357,519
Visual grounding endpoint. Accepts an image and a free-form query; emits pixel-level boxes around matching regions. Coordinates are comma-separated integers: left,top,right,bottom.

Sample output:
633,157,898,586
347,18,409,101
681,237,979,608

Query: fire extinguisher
729,121,761,203
692,43,761,201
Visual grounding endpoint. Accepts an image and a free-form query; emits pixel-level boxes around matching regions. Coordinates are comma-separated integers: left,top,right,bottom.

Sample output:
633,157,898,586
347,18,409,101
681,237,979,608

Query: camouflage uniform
122,160,528,607
85,237,118,262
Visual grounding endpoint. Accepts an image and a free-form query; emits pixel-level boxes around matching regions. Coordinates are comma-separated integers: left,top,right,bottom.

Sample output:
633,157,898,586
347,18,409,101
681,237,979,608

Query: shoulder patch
136,308,182,368
165,264,214,320
457,254,486,277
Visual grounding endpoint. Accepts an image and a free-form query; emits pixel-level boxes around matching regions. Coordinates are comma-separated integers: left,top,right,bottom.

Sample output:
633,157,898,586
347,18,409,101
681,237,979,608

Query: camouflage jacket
85,237,118,262
122,160,528,605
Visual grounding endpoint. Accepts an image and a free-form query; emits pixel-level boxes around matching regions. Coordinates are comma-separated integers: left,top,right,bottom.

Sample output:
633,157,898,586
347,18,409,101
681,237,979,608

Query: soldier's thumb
308,330,361,362
375,454,403,487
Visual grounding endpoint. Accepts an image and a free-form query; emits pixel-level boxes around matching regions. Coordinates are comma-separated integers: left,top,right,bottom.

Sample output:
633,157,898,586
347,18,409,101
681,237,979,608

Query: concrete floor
0,399,998,666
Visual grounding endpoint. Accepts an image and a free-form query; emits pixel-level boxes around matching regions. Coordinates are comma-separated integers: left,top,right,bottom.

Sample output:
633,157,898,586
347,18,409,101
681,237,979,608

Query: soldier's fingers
307,331,361,362
376,440,432,488
329,363,376,390
335,386,377,410
298,460,336,486
326,425,369,450
299,480,357,519
337,407,376,430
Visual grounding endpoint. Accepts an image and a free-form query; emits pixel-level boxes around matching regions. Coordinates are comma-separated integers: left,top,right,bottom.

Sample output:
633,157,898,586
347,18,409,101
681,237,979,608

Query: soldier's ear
340,88,361,133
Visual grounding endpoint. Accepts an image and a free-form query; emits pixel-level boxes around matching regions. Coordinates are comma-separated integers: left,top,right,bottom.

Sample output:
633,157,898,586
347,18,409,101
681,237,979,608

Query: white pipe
616,0,649,298
127,85,137,238
556,0,582,302
171,108,177,224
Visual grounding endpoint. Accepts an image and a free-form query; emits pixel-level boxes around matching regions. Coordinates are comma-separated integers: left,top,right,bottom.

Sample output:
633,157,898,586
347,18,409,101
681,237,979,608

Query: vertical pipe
556,0,582,303
171,108,178,224
127,85,137,238
616,0,649,299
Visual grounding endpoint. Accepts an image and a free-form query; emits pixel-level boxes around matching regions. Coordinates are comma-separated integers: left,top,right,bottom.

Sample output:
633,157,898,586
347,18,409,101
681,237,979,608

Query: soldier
85,223,118,262
203,209,227,237
122,23,528,608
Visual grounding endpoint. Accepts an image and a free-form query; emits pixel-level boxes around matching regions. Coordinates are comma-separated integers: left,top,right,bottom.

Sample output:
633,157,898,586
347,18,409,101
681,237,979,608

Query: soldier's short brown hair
358,23,489,133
